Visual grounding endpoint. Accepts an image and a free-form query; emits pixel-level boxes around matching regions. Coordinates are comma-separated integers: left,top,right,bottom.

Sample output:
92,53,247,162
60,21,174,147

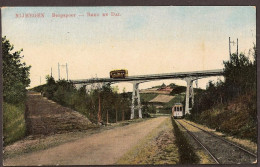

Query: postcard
1,6,257,165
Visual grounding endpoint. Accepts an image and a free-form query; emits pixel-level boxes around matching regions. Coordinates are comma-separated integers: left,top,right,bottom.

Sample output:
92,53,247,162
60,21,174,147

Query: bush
34,78,132,123
170,86,186,96
3,102,26,145
188,91,257,142
188,45,257,142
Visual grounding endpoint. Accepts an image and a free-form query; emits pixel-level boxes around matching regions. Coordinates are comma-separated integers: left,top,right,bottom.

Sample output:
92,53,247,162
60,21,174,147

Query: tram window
180,107,182,111
174,107,176,111
177,107,179,111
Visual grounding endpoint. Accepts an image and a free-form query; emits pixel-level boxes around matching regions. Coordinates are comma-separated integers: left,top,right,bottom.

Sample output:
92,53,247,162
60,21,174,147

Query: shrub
3,102,26,145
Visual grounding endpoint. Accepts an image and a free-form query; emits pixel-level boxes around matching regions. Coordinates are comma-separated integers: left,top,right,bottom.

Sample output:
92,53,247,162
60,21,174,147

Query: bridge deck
71,69,224,84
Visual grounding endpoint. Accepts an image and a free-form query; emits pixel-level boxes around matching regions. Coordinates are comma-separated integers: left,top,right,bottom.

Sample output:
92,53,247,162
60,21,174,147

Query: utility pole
66,63,68,81
98,92,102,123
58,63,60,80
106,110,109,124
229,37,231,59
51,67,53,77
229,37,236,61
237,38,239,57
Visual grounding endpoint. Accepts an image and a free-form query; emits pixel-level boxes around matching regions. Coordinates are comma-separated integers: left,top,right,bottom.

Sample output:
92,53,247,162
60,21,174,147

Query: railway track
175,119,257,164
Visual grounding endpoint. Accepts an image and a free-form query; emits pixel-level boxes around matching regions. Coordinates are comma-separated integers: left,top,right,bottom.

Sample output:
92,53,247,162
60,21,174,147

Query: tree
223,50,256,99
2,36,31,104
161,83,166,88
170,86,186,95
43,75,57,99
191,44,256,117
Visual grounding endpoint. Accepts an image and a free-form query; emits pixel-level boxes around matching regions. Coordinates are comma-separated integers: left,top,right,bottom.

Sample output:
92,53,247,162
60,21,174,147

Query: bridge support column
184,78,194,115
131,82,142,119
191,81,194,107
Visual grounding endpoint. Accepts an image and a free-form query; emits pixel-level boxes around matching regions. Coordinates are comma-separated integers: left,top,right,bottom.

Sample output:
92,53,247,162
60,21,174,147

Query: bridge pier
131,82,142,119
71,70,223,118
184,78,195,115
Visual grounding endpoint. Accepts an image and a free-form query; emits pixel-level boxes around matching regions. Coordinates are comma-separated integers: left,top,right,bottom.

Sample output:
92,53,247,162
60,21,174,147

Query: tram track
175,119,257,164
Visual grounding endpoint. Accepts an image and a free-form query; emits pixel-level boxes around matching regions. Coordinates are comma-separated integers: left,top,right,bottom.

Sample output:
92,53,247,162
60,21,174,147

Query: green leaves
192,44,256,117
2,36,31,104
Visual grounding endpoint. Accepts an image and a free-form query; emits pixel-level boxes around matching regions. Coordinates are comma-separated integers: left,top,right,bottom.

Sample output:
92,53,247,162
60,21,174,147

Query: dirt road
4,116,168,166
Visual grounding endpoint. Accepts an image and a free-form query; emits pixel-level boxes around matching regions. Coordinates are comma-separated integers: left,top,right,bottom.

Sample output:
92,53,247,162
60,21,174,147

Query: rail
175,119,257,164
181,120,257,158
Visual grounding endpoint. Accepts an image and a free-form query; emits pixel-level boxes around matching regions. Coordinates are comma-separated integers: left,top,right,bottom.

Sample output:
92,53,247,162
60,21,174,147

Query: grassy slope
140,85,188,114
189,91,257,142
3,103,26,145
140,93,158,102
162,93,185,110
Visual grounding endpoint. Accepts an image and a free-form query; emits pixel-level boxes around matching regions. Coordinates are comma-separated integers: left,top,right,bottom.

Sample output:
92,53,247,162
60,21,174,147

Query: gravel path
177,120,256,164
4,117,168,166
117,117,179,165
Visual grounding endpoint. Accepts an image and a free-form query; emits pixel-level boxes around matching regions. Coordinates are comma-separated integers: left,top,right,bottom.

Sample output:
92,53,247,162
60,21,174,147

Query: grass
188,91,257,143
163,93,185,109
157,93,185,114
117,117,179,165
171,118,199,164
3,102,26,146
140,93,158,102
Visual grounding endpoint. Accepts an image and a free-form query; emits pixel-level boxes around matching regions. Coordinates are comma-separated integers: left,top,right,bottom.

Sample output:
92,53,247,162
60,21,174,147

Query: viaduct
71,69,224,119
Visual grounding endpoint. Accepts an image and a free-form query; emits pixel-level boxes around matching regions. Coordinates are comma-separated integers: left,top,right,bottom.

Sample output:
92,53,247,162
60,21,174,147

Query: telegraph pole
229,37,231,59
58,63,60,80
66,63,68,81
229,37,236,61
237,38,239,57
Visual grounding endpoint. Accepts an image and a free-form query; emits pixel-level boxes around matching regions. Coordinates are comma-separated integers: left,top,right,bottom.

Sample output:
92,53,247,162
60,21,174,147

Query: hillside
140,84,192,114
149,95,174,103
187,48,257,142
25,91,93,136
189,90,257,142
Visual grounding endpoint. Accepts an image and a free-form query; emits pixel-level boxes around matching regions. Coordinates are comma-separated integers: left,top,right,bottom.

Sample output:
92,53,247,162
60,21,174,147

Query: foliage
142,101,156,114
168,83,176,88
43,75,57,99
170,86,186,96
188,45,257,142
3,102,26,145
161,83,166,88
2,37,31,145
2,36,31,104
223,49,256,98
34,79,133,123
192,45,256,115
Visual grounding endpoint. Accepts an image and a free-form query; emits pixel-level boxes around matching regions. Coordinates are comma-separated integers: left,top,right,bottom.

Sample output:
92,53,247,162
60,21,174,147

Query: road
4,116,168,166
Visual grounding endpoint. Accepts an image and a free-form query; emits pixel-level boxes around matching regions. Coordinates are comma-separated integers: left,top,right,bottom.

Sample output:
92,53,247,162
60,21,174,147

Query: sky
2,6,256,92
